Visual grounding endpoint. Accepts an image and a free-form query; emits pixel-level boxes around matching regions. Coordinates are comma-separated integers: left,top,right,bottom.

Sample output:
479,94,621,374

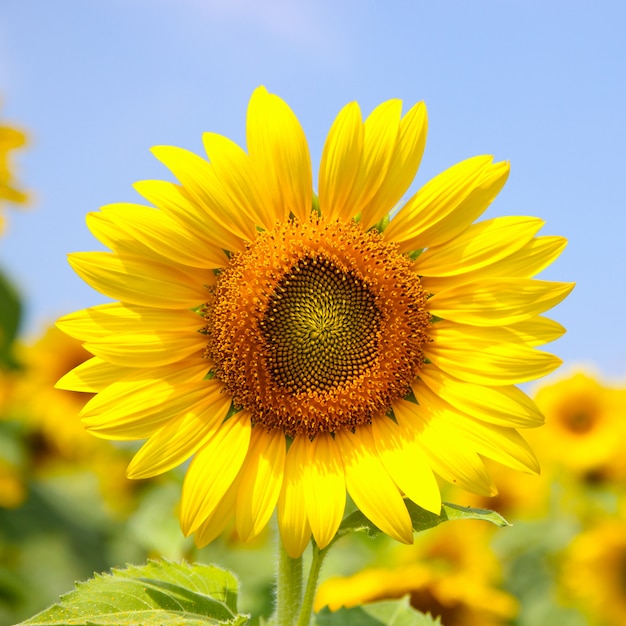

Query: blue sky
1,0,625,381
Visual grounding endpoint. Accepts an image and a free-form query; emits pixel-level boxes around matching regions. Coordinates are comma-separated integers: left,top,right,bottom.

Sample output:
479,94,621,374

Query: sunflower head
57,86,573,557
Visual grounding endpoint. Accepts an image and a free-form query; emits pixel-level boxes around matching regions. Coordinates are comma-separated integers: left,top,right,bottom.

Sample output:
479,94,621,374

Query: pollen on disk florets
204,217,430,438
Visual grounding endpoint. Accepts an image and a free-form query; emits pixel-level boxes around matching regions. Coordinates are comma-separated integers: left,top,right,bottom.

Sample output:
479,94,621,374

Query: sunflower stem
295,543,328,626
276,540,303,626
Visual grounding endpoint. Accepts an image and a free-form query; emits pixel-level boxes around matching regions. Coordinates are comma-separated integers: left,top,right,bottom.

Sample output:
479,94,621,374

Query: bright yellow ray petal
246,86,312,224
335,427,413,544
133,179,245,254
194,473,242,548
393,399,496,496
427,278,575,326
503,316,566,346
84,331,205,368
91,203,228,268
425,321,562,385
57,303,203,342
496,235,569,278
180,411,251,536
416,216,544,277
278,435,312,558
384,156,503,251
126,381,232,479
202,132,274,230
55,356,133,393
150,146,258,244
318,101,363,222
420,235,569,291
415,383,539,474
68,252,209,309
360,101,428,230
344,99,402,220
372,415,441,514
79,360,211,439
302,432,346,550
235,428,286,542
417,364,544,429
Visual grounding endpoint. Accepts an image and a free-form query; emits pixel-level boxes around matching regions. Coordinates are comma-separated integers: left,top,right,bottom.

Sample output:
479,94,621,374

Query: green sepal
336,501,509,542
368,213,390,234
17,559,250,625
312,192,321,217
315,596,441,625
406,249,423,261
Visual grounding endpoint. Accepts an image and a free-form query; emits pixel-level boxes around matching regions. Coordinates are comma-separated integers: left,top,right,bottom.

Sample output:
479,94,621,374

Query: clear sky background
0,0,624,382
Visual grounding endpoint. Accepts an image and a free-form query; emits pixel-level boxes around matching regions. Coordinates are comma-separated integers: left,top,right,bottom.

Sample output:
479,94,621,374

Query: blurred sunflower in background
8,325,140,514
0,107,28,233
57,86,573,557
529,371,626,484
316,521,517,626
560,515,626,626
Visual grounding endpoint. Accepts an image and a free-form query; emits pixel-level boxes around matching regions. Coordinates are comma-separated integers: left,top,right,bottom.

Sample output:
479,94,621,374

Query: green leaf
315,596,441,626
336,501,509,541
0,268,23,369
18,560,250,625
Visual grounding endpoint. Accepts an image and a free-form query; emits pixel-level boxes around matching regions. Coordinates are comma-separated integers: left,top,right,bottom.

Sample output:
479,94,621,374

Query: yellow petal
84,331,205,368
499,236,569,278
91,203,228,269
418,365,544,429
246,86,312,223
415,383,539,474
425,321,562,385
80,359,212,439
393,399,496,496
180,411,251,535
420,235,569,291
194,473,242,548
150,146,257,244
133,179,245,253
503,315,566,346
385,156,506,251
127,381,232,479
278,435,312,558
346,100,402,218
68,252,208,309
302,433,346,550
203,131,274,230
416,216,544,277
427,278,575,326
235,428,286,542
55,356,133,393
57,303,202,342
318,101,363,222
360,101,428,230
372,415,441,514
335,427,413,544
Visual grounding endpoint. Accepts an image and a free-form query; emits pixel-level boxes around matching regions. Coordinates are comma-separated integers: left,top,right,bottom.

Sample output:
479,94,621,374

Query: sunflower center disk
261,256,380,393
205,218,430,438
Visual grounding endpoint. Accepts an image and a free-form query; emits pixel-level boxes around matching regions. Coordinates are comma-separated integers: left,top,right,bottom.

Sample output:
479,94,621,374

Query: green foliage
0,267,22,369
17,560,250,626
315,596,441,626
336,501,508,542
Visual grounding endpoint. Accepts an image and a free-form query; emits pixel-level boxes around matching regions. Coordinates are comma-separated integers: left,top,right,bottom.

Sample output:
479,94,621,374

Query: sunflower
529,371,626,481
56,86,573,557
561,518,626,626
11,324,142,513
0,110,28,232
315,562,517,626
